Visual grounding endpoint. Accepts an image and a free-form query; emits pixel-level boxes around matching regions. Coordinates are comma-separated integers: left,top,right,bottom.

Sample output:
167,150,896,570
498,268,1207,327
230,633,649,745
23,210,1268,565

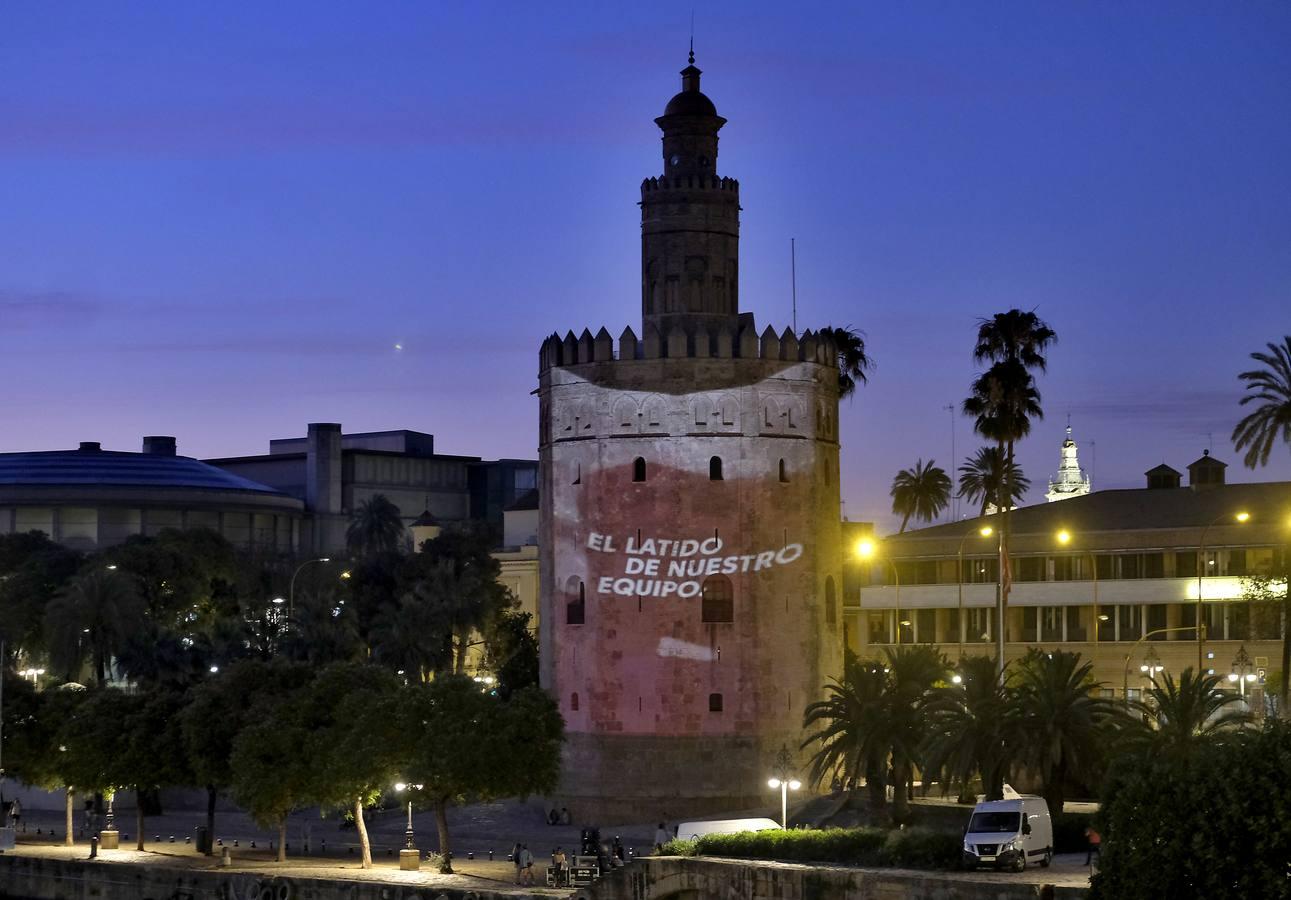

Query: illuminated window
632,457,646,482
701,576,734,623
708,693,723,712
710,456,723,481
566,577,585,625
824,576,837,626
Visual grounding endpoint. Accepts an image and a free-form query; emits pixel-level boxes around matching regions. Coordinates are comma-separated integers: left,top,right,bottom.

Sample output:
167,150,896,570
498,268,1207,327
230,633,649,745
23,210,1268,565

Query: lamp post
1197,512,1250,670
394,782,422,870
857,539,901,645
766,745,800,829
1056,530,1100,660
1122,626,1195,702
957,525,994,658
1229,645,1255,699
288,557,331,621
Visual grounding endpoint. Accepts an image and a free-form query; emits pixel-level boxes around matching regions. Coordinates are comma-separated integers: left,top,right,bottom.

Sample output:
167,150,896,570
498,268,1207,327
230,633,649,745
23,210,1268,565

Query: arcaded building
538,55,845,817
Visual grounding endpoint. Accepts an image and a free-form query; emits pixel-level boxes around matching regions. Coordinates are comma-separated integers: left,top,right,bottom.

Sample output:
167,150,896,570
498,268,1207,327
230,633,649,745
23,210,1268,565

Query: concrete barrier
578,856,1089,900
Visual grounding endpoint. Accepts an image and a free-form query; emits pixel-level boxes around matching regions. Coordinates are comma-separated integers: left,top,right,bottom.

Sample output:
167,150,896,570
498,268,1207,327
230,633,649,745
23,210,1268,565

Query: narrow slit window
709,456,723,481
632,457,646,482
708,693,723,712
778,459,788,483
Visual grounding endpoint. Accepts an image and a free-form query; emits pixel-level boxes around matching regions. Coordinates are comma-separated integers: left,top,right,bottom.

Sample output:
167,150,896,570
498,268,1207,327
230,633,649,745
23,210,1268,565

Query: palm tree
802,653,891,810
44,568,146,684
819,326,874,400
957,446,1031,517
889,459,952,532
345,494,406,557
1131,668,1252,758
884,645,950,823
1231,336,1291,468
921,655,1017,802
1011,649,1117,816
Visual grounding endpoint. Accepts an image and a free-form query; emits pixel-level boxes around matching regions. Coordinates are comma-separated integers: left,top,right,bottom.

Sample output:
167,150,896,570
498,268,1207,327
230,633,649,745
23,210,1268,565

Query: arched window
633,457,646,482
566,576,585,625
778,458,789,483
825,576,837,626
708,693,724,712
709,456,723,481
570,692,580,712
572,462,581,485
701,575,734,623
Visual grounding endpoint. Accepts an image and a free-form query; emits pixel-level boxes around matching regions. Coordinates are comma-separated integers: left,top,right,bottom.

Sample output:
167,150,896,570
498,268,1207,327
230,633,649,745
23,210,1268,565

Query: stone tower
1045,425,1091,503
536,54,845,820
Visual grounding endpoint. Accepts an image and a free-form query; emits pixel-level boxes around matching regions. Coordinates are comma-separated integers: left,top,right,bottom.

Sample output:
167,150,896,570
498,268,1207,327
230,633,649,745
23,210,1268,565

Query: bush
1090,721,1291,899
656,827,957,869
1052,811,1094,854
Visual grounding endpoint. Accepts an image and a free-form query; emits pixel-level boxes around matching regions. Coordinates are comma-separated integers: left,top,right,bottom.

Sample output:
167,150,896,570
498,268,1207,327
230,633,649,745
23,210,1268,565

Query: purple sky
3,2,1289,530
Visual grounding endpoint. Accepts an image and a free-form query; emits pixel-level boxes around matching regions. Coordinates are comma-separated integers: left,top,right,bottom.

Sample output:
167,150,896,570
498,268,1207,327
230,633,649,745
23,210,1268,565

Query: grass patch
657,827,960,870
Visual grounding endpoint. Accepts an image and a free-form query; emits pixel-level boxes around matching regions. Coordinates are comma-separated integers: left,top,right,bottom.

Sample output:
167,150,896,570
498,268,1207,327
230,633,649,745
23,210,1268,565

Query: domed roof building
0,437,303,551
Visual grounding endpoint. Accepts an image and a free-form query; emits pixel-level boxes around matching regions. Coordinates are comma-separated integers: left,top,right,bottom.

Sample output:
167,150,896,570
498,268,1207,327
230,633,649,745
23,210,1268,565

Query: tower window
573,462,581,485
701,575,734,623
633,457,646,482
709,456,723,481
779,459,788,483
570,692,579,712
708,693,723,712
566,577,586,625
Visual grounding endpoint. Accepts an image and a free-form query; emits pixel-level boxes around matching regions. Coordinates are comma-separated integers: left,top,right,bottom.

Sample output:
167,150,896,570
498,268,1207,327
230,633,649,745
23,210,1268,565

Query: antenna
946,404,957,521
689,10,695,64
791,238,797,334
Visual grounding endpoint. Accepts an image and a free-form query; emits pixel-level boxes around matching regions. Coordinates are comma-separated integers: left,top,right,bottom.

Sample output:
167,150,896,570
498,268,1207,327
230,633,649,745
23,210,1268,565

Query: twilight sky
3,2,1289,530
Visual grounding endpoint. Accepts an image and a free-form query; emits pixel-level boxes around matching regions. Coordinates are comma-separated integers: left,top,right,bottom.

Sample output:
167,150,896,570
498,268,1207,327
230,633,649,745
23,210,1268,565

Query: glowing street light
857,538,902,644
766,777,801,829
394,781,424,870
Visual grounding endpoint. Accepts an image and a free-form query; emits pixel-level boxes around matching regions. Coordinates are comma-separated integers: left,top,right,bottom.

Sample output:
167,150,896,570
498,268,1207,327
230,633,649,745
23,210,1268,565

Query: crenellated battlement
538,318,836,373
640,175,740,197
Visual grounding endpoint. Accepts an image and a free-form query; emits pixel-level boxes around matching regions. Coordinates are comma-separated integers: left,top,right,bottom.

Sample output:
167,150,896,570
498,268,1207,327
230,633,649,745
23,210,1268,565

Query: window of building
572,462,581,485
709,456,723,481
1052,556,1077,582
1065,606,1086,642
824,576,837,625
570,692,579,711
1023,606,1038,641
1175,551,1198,579
1016,556,1044,583
967,608,991,642
708,693,723,712
778,458,788,483
867,611,891,645
1117,604,1143,641
701,575,734,623
1119,554,1142,579
1146,604,1168,638
632,457,646,482
916,608,936,643
1227,549,1248,577
1143,553,1165,578
1041,607,1064,642
946,608,960,643
566,577,586,625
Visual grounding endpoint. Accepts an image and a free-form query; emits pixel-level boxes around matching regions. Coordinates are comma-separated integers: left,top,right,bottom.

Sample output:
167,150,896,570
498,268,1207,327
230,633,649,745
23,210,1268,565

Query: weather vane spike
689,10,695,64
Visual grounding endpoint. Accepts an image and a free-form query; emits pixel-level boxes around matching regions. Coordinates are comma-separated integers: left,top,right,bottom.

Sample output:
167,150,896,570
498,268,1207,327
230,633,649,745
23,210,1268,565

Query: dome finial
689,9,695,64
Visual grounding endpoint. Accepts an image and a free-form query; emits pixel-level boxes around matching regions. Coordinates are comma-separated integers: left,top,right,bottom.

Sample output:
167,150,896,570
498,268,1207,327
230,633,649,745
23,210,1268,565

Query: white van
674,817,781,841
961,797,1053,871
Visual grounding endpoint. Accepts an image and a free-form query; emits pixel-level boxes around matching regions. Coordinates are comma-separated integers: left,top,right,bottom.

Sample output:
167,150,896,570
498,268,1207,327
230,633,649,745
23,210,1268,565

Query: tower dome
1046,425,1092,503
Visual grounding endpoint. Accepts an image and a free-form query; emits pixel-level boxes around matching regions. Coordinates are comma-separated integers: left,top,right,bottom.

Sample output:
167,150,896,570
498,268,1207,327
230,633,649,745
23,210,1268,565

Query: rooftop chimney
78,441,101,452
142,435,177,456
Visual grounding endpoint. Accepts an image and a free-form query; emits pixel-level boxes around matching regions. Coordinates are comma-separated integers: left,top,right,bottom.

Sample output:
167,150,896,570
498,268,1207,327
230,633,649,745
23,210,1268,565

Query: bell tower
640,51,741,338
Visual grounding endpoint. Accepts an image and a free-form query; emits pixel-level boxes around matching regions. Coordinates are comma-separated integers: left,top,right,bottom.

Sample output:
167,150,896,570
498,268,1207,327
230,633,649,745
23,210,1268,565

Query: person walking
511,842,523,883
519,844,535,885
1084,825,1101,866
553,846,568,886
8,799,20,831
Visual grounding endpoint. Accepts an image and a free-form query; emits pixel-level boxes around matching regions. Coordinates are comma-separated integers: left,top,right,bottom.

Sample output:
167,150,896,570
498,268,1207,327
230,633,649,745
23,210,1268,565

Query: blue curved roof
0,449,287,495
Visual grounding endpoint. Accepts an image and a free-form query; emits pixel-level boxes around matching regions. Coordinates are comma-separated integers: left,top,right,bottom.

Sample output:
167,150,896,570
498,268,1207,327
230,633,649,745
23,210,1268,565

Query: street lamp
857,539,901,645
767,777,801,829
956,525,994,657
393,781,423,870
288,558,331,620
1197,512,1250,670
1229,645,1256,699
1056,530,1100,658
1122,626,1194,701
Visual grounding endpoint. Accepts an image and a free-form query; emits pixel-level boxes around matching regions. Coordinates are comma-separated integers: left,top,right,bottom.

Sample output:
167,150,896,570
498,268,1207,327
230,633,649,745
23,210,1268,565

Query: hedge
658,826,960,869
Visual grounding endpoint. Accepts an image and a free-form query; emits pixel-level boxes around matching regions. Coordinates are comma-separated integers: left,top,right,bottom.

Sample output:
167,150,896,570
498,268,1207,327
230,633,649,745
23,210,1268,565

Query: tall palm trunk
135,790,145,851
865,760,887,811
354,796,372,868
65,789,74,846
996,438,1011,678
205,786,217,856
434,797,453,874
891,757,912,825
277,817,287,863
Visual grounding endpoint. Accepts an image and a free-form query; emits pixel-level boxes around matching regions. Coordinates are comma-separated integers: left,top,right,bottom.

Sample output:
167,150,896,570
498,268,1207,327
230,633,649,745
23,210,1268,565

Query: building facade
537,55,845,818
0,437,303,551
208,424,536,554
848,455,1289,708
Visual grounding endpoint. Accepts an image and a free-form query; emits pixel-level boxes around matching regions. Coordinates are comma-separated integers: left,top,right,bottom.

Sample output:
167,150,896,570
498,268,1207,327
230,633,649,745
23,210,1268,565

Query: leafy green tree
346,494,406,557
956,446,1030,517
1231,335,1291,468
482,609,540,698
302,664,406,868
24,685,92,844
889,459,952,532
920,655,1017,802
1128,667,1252,759
1011,649,1117,815
119,688,192,850
0,533,82,660
884,646,949,823
1243,565,1291,719
44,569,146,684
369,589,451,681
1091,720,1291,899
818,326,874,399
802,652,891,810
56,688,144,838
181,659,313,853
104,528,239,623
279,586,363,666
395,678,563,873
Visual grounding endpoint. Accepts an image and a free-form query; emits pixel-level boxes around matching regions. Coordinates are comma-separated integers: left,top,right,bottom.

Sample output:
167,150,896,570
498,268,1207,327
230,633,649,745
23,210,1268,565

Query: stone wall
580,857,1089,900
